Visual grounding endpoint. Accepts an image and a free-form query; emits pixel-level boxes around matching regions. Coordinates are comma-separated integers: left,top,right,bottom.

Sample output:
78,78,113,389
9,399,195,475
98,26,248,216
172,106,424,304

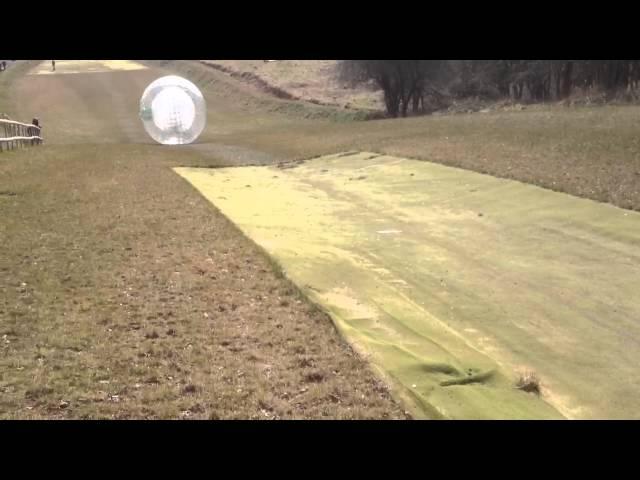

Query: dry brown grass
0,144,408,419
162,61,640,212
201,60,382,111
1,63,409,418
516,371,541,395
3,60,640,419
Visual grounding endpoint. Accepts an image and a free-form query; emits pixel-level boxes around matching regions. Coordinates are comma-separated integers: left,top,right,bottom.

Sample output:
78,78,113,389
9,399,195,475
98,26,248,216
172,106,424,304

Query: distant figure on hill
32,118,41,140
52,60,56,71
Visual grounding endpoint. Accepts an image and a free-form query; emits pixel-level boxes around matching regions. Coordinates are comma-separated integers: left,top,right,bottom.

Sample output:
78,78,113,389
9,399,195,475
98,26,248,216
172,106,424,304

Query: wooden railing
0,118,43,152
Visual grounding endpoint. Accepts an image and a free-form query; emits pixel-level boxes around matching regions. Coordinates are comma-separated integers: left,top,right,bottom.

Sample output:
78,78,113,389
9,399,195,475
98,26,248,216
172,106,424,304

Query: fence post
0,118,44,153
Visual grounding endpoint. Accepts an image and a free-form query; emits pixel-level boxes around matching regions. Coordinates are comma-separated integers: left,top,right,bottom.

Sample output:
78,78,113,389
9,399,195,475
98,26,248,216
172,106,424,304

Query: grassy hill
2,60,640,419
201,60,383,112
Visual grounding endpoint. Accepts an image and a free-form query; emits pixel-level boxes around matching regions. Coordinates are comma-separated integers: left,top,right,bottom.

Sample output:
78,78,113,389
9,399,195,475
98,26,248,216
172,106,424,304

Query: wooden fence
0,118,43,152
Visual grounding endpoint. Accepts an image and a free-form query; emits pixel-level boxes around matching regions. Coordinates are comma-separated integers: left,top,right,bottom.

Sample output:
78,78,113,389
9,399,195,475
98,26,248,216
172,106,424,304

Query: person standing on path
52,60,56,71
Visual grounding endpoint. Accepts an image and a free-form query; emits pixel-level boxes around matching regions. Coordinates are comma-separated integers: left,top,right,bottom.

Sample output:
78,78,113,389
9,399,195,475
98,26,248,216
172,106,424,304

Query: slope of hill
201,60,383,112
0,60,409,420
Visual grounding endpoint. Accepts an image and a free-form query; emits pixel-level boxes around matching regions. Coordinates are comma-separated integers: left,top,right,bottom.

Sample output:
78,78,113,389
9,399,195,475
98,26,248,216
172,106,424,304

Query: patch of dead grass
0,144,408,419
516,370,541,395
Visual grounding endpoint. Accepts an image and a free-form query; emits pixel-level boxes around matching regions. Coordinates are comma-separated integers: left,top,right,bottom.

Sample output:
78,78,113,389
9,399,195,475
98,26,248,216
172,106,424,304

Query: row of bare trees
338,60,446,117
338,60,640,117
449,60,640,102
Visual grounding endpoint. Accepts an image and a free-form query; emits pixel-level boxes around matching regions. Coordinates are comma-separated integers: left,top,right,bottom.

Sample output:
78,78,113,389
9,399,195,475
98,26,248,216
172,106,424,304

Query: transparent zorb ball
139,75,206,145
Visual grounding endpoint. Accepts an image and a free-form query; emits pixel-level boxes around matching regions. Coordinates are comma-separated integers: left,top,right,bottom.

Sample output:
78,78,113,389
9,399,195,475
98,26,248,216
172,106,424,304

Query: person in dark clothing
31,118,42,143
52,60,56,71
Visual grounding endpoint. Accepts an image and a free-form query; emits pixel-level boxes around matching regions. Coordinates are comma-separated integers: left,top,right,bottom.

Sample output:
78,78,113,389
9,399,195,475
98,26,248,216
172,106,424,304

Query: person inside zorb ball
139,75,206,145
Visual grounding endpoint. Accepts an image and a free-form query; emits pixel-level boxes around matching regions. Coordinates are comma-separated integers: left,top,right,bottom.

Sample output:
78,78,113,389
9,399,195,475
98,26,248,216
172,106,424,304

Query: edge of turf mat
173,154,573,419
172,171,439,419
176,149,640,419
299,280,562,420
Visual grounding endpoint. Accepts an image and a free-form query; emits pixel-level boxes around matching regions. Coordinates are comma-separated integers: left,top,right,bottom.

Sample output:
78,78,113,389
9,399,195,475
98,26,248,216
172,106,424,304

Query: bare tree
339,60,445,117
339,60,640,116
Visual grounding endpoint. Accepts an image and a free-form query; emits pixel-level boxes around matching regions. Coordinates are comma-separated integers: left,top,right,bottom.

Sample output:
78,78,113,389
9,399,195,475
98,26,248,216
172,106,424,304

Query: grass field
145,61,640,212
0,61,406,419
201,60,383,111
177,153,640,419
2,60,640,419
